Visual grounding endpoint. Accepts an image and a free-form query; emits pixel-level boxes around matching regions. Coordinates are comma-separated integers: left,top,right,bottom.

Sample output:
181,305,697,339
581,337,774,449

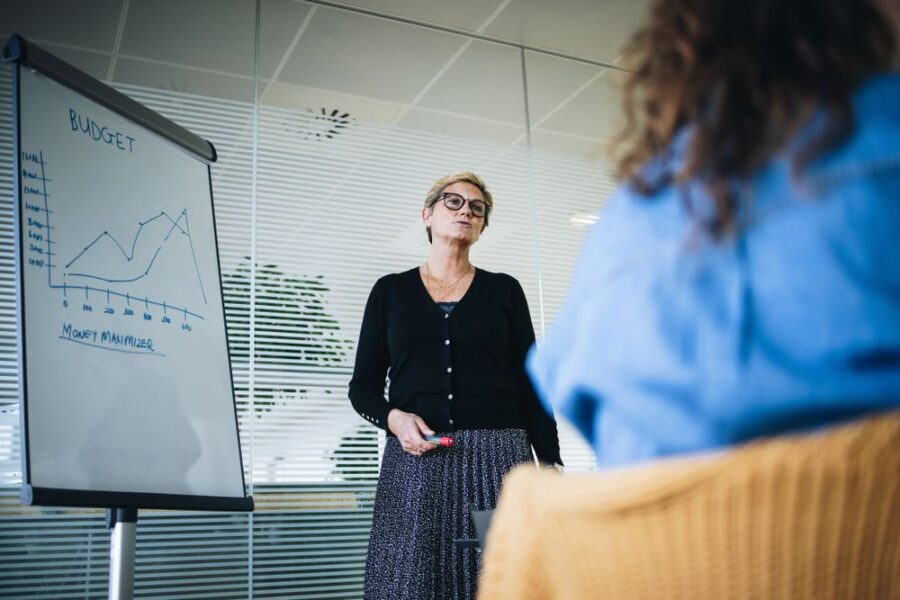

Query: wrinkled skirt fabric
364,428,533,600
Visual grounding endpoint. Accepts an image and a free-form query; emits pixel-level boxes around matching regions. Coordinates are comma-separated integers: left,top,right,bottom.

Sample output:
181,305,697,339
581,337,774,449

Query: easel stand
106,508,138,600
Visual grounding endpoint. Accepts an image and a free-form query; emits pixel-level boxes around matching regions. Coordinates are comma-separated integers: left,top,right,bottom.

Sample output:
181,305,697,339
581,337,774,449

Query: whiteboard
14,61,249,509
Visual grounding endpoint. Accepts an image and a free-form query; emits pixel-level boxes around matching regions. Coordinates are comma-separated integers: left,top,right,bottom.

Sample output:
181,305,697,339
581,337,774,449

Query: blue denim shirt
528,71,900,467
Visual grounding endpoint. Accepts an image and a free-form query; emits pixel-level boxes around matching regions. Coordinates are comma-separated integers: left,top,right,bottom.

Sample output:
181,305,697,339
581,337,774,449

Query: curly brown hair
614,0,896,235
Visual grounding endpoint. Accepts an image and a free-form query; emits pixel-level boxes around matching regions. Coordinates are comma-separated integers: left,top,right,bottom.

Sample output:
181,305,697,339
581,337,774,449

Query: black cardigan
349,267,562,465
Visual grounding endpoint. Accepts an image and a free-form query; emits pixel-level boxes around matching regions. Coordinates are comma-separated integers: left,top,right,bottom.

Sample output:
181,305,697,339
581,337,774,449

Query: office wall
0,1,625,596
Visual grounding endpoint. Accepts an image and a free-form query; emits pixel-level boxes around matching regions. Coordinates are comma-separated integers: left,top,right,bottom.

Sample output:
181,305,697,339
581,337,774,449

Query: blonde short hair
423,171,493,243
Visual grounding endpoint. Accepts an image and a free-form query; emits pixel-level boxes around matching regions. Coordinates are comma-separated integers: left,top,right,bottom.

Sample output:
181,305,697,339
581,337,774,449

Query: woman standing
349,172,562,600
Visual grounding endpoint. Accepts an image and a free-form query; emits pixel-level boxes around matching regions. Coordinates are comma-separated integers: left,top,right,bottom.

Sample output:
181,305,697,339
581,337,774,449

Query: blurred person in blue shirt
529,0,900,467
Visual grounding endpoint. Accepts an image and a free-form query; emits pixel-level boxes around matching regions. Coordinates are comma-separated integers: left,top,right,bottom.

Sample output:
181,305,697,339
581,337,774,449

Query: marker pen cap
423,435,453,447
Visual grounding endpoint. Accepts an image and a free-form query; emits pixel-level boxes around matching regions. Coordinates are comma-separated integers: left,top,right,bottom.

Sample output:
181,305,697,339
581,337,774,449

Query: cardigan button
444,339,450,345
448,394,453,400
444,314,449,319
447,367,452,373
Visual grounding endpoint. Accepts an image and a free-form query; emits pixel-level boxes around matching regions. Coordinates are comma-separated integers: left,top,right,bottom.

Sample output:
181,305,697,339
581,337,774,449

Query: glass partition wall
0,1,627,596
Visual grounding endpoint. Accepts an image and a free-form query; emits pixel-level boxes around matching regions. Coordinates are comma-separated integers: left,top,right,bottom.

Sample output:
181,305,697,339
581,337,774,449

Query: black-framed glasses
437,192,490,218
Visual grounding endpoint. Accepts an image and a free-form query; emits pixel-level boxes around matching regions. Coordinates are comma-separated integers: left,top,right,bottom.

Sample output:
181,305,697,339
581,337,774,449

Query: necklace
424,261,472,292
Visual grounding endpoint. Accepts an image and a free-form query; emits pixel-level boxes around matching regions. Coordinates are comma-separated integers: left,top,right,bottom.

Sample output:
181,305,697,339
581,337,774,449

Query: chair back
478,413,900,599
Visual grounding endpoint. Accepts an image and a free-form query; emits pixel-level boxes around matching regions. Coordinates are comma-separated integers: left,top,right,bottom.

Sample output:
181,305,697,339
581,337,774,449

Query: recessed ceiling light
570,213,598,227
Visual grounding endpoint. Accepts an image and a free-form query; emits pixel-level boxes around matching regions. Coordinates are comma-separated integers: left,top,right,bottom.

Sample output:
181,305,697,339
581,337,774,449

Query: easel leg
107,508,138,600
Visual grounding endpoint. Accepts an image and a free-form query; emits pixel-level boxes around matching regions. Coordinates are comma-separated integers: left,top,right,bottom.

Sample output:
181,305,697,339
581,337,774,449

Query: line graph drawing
21,149,207,322
63,209,208,304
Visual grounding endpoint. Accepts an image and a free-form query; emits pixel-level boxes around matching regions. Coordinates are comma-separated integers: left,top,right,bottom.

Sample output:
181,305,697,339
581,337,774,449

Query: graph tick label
22,151,54,274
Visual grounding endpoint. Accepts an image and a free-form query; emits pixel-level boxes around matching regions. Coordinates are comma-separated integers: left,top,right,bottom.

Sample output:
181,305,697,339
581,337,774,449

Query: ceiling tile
484,0,648,64
397,107,524,146
35,44,112,82
321,0,507,31
119,0,256,77
0,0,123,52
113,57,254,102
416,40,524,125
259,0,316,80
522,50,605,126
275,6,466,103
534,72,624,141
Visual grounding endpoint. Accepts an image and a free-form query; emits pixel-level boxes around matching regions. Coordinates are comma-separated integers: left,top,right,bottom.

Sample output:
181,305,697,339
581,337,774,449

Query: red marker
423,434,454,447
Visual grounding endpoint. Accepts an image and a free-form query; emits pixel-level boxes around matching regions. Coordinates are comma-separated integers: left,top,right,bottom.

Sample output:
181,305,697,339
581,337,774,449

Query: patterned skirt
364,428,534,600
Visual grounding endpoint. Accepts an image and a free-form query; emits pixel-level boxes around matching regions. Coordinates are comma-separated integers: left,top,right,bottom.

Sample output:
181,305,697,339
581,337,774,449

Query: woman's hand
387,409,437,456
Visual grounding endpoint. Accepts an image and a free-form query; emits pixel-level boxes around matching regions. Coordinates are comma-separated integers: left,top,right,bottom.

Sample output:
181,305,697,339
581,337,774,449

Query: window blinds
0,48,615,595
